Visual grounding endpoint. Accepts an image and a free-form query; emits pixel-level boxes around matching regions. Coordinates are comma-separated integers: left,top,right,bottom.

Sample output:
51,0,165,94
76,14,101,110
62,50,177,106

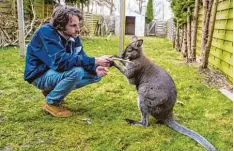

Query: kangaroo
111,36,217,151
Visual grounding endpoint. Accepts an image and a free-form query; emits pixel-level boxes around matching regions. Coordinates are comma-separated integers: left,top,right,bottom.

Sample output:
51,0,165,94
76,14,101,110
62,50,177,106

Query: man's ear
136,39,143,47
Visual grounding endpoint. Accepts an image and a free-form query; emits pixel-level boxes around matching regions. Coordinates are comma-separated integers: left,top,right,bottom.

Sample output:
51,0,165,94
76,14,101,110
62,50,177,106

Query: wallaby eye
126,47,133,52
130,48,138,52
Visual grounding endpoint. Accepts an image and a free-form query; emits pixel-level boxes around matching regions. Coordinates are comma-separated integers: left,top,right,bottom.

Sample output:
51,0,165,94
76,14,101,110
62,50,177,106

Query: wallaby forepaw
109,61,115,67
113,55,121,58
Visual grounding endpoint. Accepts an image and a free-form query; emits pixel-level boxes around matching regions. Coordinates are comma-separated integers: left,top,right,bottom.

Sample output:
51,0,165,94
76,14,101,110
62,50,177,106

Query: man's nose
76,27,80,33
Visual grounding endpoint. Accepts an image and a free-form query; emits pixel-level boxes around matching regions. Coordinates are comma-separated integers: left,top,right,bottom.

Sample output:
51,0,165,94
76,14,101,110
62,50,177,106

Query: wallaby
111,36,217,151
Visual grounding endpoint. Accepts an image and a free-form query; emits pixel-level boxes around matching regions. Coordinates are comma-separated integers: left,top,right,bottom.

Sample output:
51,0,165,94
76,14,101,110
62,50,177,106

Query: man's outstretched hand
95,55,113,67
96,66,108,77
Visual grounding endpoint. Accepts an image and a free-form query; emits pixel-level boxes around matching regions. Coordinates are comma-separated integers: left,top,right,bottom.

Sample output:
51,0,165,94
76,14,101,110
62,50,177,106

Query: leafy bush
146,0,154,24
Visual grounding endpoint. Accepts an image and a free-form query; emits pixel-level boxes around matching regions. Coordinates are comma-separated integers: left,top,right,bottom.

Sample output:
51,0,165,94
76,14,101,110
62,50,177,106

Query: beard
63,31,79,38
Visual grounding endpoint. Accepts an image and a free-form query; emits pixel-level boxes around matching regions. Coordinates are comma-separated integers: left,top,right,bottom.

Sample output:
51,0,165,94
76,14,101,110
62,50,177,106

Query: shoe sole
42,107,72,118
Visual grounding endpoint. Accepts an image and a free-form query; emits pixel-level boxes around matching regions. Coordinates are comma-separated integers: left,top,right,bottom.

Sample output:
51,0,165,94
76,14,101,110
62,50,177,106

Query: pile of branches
0,15,18,47
0,15,49,47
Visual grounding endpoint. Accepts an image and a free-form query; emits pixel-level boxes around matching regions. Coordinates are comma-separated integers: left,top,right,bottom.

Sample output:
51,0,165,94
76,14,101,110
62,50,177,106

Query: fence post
17,0,25,57
119,0,126,54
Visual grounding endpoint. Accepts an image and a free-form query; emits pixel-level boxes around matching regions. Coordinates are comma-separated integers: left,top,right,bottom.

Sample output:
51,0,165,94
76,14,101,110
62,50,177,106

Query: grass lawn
0,36,232,151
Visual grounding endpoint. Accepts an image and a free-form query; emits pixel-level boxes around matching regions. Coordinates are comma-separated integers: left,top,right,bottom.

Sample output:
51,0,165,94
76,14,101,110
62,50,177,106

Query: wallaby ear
136,39,143,47
131,36,138,43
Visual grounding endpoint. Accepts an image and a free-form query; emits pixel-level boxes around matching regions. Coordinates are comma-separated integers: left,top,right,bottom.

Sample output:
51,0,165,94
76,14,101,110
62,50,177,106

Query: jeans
32,67,101,104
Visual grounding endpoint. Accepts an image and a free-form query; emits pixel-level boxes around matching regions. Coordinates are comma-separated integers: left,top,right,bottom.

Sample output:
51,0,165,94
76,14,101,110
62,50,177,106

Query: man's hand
95,55,113,67
96,66,108,77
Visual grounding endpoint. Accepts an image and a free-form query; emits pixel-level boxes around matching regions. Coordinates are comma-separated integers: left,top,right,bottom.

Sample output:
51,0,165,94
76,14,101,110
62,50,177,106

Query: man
24,5,112,117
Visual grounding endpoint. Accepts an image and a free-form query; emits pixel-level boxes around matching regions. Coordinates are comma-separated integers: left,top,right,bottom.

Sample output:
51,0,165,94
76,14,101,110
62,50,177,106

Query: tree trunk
200,0,218,68
200,0,213,68
175,21,180,51
180,27,184,51
181,23,187,58
201,0,208,56
173,35,175,48
191,0,199,62
187,7,191,62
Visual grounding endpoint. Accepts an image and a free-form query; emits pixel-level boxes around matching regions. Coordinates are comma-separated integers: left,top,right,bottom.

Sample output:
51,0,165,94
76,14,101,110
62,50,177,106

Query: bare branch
24,0,36,39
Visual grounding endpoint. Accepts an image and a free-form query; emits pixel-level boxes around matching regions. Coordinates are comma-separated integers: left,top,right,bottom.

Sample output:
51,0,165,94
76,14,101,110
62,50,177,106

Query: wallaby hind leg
125,112,149,127
125,96,149,127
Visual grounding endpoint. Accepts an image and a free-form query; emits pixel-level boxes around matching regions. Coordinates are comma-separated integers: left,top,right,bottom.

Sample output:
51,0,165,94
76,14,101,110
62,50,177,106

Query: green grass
0,36,232,151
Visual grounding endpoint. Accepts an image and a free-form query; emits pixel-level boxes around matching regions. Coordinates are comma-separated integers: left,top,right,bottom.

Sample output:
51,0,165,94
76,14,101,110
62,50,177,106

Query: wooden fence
0,0,53,19
0,0,16,16
145,20,167,37
196,0,233,81
84,12,100,35
0,0,100,36
34,1,54,19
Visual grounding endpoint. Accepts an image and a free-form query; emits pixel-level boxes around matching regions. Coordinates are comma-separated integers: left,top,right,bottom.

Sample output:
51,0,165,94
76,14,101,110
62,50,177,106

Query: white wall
114,0,147,36
135,15,145,36
84,0,173,36
114,0,173,21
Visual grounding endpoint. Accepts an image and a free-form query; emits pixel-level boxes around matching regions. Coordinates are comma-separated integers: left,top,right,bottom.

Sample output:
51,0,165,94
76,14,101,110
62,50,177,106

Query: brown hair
50,5,84,31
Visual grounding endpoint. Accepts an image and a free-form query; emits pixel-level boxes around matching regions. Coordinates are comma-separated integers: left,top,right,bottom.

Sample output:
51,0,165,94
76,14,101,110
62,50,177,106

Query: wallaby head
121,36,143,61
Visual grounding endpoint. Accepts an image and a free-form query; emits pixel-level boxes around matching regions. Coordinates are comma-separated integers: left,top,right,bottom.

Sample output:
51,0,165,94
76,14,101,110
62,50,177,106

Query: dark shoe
42,102,72,117
42,90,65,104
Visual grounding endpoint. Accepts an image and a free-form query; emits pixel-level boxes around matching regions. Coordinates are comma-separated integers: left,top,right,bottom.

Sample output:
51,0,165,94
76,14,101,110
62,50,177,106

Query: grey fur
112,36,217,151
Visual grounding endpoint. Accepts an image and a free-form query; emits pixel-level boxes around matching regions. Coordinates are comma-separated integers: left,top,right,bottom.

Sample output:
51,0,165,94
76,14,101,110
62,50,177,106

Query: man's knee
67,67,84,81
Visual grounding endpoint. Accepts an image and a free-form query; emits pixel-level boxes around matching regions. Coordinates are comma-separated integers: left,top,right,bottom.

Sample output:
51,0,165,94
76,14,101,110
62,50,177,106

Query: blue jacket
24,24,96,83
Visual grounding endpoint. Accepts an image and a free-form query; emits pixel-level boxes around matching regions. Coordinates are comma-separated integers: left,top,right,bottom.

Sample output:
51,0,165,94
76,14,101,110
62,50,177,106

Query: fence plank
0,7,10,13
217,1,233,11
209,56,233,77
210,47,233,65
212,40,233,53
215,10,233,20
213,32,233,42
0,2,11,8
214,19,232,30
84,12,100,35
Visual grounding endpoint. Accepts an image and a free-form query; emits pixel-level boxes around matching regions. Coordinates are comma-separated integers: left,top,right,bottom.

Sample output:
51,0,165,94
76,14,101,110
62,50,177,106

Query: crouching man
24,5,112,117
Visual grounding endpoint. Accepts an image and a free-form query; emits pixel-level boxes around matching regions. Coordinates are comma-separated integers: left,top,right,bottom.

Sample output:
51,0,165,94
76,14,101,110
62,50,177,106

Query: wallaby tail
164,114,218,151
